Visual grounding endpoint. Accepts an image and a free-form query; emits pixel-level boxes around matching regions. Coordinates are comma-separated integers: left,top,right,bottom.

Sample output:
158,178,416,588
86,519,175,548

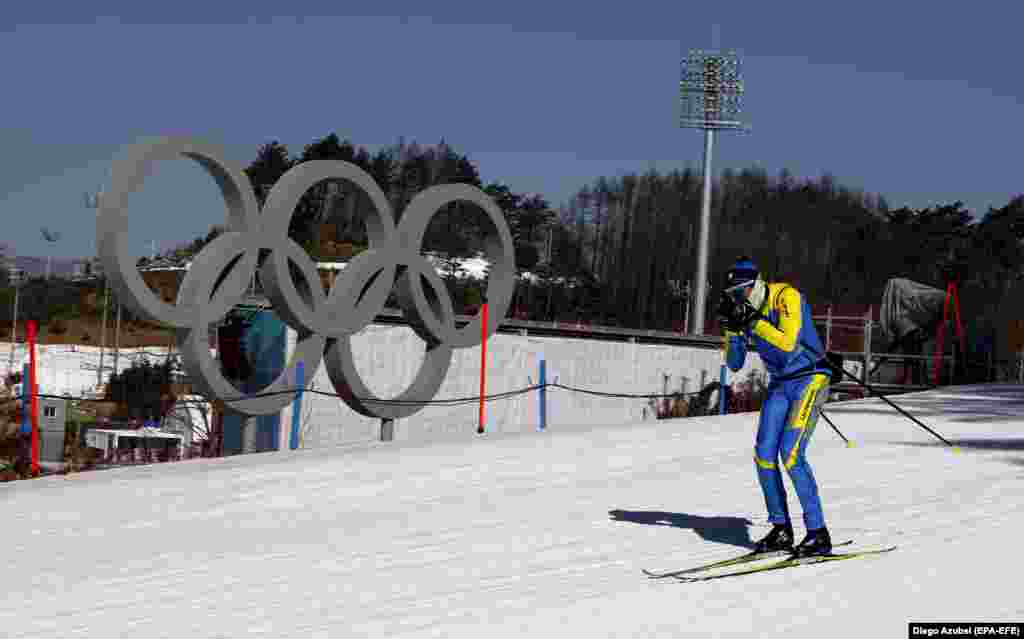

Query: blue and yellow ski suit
725,282,832,531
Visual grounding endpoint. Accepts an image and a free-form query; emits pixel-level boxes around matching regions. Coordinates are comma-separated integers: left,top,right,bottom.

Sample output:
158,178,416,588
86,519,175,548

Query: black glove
729,302,760,332
717,293,739,329
717,292,760,332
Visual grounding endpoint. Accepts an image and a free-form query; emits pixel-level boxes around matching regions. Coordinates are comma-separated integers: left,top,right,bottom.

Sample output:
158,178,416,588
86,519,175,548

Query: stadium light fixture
679,48,750,335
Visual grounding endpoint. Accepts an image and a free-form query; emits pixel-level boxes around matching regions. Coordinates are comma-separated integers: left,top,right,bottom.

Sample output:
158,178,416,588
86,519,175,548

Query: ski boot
792,527,832,558
753,523,794,554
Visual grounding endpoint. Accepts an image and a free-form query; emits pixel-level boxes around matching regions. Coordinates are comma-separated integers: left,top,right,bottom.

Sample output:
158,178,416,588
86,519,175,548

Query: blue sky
2,2,1022,261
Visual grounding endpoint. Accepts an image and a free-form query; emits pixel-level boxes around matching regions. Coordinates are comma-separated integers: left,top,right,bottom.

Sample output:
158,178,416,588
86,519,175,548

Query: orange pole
478,302,489,434
28,320,39,475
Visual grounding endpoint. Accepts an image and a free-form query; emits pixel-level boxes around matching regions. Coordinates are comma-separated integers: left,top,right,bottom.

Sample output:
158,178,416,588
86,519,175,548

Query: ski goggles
723,269,759,303
723,281,755,305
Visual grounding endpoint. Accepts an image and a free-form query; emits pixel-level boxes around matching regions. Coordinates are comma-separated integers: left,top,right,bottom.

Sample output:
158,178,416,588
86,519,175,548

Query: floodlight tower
679,48,749,335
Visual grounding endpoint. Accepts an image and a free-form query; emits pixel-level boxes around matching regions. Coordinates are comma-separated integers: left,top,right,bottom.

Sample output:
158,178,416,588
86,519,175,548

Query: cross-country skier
717,256,835,558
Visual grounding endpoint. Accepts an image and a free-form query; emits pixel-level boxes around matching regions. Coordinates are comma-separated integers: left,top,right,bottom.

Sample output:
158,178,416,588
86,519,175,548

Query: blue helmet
725,256,758,294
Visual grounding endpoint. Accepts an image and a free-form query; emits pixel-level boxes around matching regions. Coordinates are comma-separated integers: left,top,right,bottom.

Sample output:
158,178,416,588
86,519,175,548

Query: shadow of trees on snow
892,437,1024,470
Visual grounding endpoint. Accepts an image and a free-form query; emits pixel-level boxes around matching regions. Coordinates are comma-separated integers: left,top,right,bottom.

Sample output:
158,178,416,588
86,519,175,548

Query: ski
673,545,897,583
643,540,853,579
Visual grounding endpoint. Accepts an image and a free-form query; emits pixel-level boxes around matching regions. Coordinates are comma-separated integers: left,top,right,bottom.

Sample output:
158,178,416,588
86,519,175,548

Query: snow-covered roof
138,254,500,281
316,253,494,281
139,256,191,272
421,253,491,280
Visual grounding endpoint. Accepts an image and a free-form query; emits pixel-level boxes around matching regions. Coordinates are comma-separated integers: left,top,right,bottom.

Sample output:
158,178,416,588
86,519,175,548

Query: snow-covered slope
1,342,177,397
3,383,1022,637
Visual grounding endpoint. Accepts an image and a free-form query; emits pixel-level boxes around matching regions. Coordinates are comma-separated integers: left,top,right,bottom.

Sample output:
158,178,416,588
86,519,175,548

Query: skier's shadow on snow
608,510,755,549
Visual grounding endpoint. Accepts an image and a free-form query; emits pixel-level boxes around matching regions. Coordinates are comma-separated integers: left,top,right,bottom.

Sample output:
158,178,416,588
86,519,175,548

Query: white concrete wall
278,326,768,450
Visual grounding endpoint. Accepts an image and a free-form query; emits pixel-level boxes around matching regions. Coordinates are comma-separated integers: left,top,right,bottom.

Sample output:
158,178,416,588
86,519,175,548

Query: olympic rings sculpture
96,137,515,419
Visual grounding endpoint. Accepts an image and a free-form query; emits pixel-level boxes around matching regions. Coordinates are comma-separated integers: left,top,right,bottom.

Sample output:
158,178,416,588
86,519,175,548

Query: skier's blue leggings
754,373,830,531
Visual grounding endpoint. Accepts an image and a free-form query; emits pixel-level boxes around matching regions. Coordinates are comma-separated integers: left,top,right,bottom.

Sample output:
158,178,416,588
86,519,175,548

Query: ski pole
818,409,854,448
795,337,957,450
739,302,957,450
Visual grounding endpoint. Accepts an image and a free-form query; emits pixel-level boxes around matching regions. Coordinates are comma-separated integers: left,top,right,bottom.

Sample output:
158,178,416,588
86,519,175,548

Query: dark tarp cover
879,278,947,344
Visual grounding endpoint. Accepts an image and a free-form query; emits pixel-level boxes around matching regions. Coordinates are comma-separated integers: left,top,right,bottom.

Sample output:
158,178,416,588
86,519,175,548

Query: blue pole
289,361,304,450
719,363,728,415
20,364,30,435
539,357,547,431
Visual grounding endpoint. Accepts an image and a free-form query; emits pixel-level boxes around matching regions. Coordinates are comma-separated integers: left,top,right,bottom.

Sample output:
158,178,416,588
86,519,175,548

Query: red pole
933,284,952,387
28,320,39,476
478,302,489,434
952,283,966,375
